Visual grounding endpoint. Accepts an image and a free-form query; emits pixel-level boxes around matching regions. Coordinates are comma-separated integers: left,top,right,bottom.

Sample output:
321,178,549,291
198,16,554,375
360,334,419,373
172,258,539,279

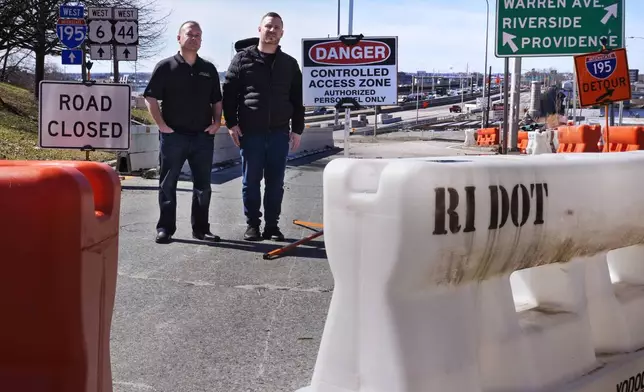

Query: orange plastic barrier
555,124,602,153
476,127,499,146
602,126,644,152
517,131,529,154
0,160,120,392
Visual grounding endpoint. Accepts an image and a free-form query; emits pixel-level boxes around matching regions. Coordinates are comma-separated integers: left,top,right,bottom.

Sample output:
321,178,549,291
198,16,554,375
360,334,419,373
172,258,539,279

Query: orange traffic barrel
0,160,120,392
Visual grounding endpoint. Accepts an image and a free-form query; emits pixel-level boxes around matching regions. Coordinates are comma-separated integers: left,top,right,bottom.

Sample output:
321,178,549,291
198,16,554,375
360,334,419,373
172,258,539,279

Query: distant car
311,107,328,115
449,105,462,113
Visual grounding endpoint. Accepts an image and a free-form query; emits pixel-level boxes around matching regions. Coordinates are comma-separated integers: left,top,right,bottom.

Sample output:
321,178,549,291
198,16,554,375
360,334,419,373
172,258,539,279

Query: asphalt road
113,152,333,392
111,141,492,392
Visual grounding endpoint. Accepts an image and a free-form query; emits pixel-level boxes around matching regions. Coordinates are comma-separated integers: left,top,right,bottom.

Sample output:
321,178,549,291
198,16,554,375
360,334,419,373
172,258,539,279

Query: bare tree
0,0,171,98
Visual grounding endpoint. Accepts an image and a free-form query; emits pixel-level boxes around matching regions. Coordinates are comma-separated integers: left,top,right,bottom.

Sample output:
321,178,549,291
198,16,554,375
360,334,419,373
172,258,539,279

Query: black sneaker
244,225,261,241
262,226,285,241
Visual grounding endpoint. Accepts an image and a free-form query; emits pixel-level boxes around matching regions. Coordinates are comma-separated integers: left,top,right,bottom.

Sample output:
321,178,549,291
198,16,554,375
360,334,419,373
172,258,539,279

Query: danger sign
301,36,397,107
38,81,131,150
574,48,631,107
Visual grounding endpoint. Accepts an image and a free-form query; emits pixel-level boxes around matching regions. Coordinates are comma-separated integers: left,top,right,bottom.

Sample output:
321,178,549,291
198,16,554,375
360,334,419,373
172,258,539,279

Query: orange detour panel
574,48,632,107
0,160,120,392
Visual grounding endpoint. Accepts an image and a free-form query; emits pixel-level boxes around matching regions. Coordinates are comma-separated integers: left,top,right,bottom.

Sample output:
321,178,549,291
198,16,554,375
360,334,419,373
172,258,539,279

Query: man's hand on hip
159,125,174,134
229,125,243,147
205,122,221,135
290,132,301,152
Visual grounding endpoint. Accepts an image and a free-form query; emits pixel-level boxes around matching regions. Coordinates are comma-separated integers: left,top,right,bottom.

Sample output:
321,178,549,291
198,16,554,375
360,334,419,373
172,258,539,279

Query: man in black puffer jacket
222,11,305,241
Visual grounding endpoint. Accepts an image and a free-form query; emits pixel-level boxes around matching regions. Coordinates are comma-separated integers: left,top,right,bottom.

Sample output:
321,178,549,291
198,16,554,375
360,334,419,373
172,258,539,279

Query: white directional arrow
503,32,519,53
601,3,618,25
68,51,76,63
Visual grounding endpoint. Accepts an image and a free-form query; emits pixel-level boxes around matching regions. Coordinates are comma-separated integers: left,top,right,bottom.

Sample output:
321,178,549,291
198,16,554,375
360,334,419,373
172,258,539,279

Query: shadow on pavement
122,185,195,192
170,237,327,260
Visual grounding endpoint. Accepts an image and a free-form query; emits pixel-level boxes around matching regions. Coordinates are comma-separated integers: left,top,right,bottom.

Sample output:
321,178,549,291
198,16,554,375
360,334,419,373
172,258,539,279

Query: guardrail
305,91,511,124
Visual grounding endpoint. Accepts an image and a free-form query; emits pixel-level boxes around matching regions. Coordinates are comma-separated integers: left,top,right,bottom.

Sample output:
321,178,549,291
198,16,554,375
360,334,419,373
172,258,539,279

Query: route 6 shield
585,52,617,80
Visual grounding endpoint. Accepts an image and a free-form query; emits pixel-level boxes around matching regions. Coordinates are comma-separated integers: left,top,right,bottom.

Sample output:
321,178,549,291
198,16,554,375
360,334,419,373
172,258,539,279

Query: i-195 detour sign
574,48,631,107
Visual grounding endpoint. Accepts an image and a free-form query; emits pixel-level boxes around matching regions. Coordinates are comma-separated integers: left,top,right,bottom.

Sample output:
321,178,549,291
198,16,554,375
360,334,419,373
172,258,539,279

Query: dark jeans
239,131,290,228
157,132,214,236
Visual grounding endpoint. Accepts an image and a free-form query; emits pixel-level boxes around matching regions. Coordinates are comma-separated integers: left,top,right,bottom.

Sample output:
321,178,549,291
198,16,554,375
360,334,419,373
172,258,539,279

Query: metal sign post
345,0,354,157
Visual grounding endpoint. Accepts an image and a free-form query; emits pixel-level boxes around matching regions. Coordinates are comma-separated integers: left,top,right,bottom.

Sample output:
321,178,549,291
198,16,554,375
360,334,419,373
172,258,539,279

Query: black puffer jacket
222,37,305,135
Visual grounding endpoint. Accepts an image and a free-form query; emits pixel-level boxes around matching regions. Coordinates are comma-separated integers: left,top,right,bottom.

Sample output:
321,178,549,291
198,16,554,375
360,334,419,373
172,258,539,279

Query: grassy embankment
0,82,153,161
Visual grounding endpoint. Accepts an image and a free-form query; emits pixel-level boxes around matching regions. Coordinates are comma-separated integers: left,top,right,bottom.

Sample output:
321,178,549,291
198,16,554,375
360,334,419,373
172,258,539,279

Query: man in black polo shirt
143,20,222,244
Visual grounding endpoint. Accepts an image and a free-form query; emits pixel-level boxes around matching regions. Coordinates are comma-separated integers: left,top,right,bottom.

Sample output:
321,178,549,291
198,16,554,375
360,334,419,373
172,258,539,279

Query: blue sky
67,0,644,75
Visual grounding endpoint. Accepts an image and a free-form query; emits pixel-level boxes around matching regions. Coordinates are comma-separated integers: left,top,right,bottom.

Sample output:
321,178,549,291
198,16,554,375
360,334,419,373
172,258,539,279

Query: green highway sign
495,0,625,57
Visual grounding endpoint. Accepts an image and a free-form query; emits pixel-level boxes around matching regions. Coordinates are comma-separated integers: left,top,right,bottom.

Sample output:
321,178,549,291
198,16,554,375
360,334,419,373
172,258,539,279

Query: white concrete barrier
298,151,644,392
463,129,477,146
531,131,553,155
180,126,335,176
116,124,159,172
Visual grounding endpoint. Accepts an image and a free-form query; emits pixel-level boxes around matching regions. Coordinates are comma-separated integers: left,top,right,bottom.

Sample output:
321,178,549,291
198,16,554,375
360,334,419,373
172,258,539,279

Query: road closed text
39,82,130,150
47,94,123,138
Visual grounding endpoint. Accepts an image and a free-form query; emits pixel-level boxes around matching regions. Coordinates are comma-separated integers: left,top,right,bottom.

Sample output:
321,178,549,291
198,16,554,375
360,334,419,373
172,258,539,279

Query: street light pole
334,0,341,127
481,0,490,129
343,0,354,158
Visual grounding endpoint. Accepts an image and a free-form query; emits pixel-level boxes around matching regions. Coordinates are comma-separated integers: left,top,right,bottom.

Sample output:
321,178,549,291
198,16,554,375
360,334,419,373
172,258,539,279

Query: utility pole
334,0,341,127
502,58,510,154
508,57,522,152
342,0,354,158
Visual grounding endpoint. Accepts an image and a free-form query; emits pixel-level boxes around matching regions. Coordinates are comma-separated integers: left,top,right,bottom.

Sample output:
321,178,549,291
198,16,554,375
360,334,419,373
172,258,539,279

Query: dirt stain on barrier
432,226,644,286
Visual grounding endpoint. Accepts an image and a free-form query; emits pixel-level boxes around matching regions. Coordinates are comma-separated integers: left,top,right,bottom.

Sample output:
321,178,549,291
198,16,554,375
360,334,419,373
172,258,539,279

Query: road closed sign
301,36,397,107
574,48,631,107
39,81,131,150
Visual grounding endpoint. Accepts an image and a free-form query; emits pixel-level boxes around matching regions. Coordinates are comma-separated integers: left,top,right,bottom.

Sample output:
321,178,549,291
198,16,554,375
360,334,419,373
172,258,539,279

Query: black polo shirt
143,52,222,134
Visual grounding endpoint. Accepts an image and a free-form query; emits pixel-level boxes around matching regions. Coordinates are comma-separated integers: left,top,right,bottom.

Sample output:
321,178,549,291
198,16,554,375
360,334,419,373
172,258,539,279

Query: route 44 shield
585,52,617,80
56,18,87,49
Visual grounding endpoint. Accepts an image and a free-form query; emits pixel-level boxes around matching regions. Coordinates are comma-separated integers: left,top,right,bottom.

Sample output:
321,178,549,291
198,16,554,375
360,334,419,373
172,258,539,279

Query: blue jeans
239,131,290,228
157,132,214,235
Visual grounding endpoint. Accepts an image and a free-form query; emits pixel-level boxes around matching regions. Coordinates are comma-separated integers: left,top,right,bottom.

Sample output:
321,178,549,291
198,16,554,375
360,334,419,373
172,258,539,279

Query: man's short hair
261,12,283,24
178,20,201,34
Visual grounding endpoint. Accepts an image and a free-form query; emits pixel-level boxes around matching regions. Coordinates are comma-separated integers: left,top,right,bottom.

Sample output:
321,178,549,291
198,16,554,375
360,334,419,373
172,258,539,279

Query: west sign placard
301,36,397,107
573,48,631,107
38,81,131,151
496,0,625,57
